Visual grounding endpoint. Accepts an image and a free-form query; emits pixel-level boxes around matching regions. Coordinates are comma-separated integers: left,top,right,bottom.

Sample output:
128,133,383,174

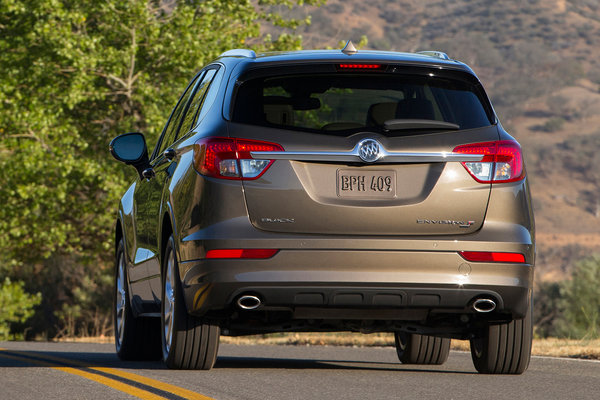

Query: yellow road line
54,366,168,400
91,367,214,400
0,349,215,400
0,351,165,400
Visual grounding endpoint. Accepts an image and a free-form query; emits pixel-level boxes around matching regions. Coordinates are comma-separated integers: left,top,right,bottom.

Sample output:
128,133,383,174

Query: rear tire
161,235,220,370
114,238,161,361
470,301,533,374
394,333,451,365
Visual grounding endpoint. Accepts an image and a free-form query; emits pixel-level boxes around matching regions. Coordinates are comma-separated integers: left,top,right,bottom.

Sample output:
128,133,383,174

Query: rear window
232,73,494,135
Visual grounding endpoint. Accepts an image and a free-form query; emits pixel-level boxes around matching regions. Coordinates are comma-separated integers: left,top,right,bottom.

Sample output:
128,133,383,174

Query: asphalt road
1,341,599,400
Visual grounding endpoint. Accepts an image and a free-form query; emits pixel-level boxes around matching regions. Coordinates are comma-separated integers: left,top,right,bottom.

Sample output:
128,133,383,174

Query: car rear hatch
227,65,501,235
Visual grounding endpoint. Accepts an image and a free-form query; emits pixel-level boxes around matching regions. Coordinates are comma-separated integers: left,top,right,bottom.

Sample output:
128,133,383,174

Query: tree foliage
0,0,323,338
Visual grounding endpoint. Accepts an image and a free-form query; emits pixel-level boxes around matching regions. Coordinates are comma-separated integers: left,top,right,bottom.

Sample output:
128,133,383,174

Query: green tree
0,278,41,340
560,255,600,339
0,0,323,338
533,280,566,338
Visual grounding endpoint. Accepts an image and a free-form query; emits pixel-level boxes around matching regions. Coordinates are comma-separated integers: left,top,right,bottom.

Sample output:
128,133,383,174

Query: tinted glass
196,67,224,122
179,68,217,135
153,72,204,159
233,73,493,135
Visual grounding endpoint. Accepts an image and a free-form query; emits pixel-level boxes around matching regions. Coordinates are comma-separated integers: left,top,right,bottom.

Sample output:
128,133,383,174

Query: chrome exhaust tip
473,298,496,313
237,295,262,310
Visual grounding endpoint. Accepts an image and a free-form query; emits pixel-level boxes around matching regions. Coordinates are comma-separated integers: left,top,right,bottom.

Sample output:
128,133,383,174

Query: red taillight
337,64,384,70
194,137,283,180
205,249,279,259
459,251,526,263
453,140,524,183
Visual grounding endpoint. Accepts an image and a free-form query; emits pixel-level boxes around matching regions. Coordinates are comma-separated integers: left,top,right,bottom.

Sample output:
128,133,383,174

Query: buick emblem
358,139,381,163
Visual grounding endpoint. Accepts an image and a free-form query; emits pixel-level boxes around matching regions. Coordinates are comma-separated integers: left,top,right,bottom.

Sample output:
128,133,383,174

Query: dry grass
530,338,600,360
56,335,113,344
59,333,600,360
221,333,600,360
220,332,395,347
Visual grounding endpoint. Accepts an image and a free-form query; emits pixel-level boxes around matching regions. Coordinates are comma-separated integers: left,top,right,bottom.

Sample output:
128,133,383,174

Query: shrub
0,278,41,340
540,117,565,132
560,255,600,339
534,281,566,338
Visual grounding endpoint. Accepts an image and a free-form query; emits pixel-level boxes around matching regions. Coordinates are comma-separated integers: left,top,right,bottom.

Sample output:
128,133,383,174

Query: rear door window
152,72,204,159
179,68,218,136
196,67,225,123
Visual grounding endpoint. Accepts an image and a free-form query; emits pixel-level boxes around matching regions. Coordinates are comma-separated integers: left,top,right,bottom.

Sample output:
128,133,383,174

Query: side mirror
109,132,150,177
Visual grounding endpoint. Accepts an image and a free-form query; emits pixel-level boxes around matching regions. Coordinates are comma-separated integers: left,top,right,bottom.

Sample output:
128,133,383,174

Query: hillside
275,0,600,280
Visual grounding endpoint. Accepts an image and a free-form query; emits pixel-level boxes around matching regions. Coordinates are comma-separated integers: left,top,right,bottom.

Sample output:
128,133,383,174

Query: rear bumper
179,249,533,320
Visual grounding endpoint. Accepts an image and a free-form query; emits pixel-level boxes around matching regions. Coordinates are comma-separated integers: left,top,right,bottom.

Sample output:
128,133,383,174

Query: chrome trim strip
252,151,359,162
251,141,484,163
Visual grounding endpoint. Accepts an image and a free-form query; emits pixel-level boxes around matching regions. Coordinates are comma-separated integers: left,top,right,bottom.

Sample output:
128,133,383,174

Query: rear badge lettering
417,219,475,228
261,217,295,223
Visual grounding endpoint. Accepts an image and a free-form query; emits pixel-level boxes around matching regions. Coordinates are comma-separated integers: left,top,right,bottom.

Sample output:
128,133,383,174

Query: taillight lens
459,251,526,263
194,137,283,180
453,140,524,183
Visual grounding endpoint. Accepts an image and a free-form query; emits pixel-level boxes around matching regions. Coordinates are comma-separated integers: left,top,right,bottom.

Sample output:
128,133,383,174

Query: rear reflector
459,251,526,263
205,249,279,259
453,140,524,183
337,64,384,70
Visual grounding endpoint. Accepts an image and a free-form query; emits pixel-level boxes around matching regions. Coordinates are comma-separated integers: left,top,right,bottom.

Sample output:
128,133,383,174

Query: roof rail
417,51,450,60
219,49,256,59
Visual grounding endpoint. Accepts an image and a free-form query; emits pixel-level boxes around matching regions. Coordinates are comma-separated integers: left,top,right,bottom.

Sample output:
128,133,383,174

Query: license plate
337,170,396,198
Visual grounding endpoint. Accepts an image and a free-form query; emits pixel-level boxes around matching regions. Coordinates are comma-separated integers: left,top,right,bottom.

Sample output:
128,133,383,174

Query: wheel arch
159,203,179,284
115,219,123,256
160,212,174,264
113,216,139,318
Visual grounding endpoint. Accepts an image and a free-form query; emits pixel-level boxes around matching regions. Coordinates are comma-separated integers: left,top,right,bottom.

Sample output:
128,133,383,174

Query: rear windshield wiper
383,119,460,131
